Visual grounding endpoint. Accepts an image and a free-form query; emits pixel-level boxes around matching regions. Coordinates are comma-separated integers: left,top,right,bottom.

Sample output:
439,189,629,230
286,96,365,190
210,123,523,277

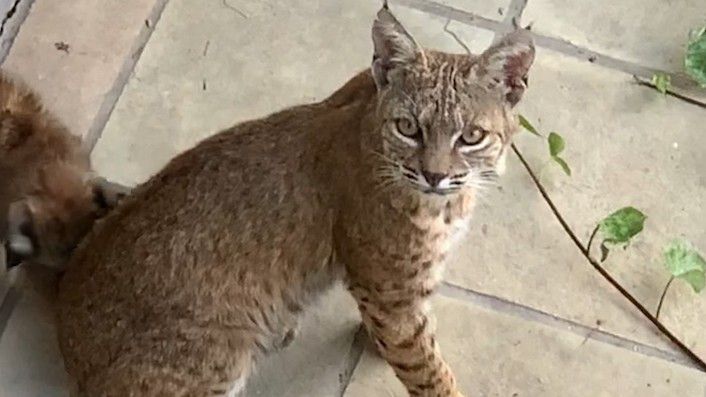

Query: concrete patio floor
1,0,705,396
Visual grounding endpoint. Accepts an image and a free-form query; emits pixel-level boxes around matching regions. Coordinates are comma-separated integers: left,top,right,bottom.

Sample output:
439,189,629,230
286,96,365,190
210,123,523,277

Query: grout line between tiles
83,0,170,154
0,0,34,65
337,325,367,397
396,0,702,97
439,282,699,371
502,0,528,25
396,0,504,32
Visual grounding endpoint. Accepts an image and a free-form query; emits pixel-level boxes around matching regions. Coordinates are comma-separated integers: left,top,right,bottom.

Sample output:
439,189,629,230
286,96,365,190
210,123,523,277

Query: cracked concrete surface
1,0,705,396
0,0,32,63
0,0,22,38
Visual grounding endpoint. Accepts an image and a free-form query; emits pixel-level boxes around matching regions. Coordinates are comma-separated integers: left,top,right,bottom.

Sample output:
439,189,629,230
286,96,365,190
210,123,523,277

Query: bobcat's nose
421,170,447,188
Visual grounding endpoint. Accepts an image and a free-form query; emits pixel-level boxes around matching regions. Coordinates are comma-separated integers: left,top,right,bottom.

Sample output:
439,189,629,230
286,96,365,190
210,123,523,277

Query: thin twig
443,19,472,55
586,224,599,256
632,75,706,109
222,0,248,18
656,276,675,320
511,144,706,372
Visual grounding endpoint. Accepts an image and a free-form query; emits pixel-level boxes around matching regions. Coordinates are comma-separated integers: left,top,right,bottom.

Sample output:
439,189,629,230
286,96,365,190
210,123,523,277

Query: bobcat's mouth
422,187,460,196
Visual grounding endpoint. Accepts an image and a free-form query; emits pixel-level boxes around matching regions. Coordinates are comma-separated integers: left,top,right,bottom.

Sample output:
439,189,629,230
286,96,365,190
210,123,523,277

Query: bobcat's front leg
348,279,463,397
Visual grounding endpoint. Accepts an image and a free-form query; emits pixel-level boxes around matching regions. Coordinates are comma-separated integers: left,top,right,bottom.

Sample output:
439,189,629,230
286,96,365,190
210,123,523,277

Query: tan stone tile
2,0,159,138
423,0,509,20
246,286,360,397
91,0,495,185
344,296,706,397
0,274,358,397
514,48,706,360
445,153,673,351
523,0,704,72
0,270,69,397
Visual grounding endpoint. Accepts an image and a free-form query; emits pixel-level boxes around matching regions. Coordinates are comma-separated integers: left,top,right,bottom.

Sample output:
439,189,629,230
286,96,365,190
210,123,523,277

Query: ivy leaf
546,132,570,176
650,73,671,94
664,239,706,293
552,156,572,176
518,115,541,137
548,132,565,157
598,207,647,246
600,242,610,262
685,26,706,87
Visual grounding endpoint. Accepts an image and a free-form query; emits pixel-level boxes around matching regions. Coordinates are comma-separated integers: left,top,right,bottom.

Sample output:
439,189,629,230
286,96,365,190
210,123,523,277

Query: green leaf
685,26,706,87
518,115,541,137
650,73,671,94
664,239,706,293
552,156,572,176
598,207,647,245
548,132,565,157
600,242,610,262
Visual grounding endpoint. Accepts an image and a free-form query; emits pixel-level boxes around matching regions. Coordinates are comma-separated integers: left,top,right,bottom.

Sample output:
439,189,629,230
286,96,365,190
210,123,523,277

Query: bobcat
0,72,129,271
57,5,534,396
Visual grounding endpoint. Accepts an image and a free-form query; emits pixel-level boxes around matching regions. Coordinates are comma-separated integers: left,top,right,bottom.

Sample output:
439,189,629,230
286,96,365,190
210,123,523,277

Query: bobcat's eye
395,118,419,138
459,128,489,148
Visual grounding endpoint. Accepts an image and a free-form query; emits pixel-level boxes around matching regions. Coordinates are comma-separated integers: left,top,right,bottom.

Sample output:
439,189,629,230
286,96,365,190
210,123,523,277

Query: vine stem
656,276,675,320
632,75,706,110
511,144,706,372
586,224,599,256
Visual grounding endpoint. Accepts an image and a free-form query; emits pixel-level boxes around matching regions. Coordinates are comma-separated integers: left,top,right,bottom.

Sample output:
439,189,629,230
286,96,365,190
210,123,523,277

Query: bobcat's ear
6,199,38,265
475,28,535,107
371,4,423,89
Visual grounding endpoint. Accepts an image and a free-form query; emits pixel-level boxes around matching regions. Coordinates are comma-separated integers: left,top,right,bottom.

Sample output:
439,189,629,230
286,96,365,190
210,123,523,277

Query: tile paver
445,153,673,351
523,0,705,72
516,48,706,361
344,295,706,397
0,270,69,397
1,0,706,395
426,0,509,21
247,287,360,397
1,0,159,138
92,0,495,185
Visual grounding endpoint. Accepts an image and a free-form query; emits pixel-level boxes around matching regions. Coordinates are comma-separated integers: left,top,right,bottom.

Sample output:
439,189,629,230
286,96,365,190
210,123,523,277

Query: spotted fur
57,6,533,397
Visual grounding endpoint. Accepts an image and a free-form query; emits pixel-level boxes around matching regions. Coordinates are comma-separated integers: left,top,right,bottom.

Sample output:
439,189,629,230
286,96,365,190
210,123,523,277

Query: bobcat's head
370,5,534,197
4,164,129,270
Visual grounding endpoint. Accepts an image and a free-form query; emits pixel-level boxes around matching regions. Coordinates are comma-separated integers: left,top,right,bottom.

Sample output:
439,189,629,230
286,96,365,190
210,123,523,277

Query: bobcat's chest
409,192,475,252
406,212,468,264
341,190,475,283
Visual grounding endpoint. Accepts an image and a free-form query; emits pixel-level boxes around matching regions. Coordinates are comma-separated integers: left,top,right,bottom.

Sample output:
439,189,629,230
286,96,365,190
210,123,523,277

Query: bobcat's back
57,75,376,395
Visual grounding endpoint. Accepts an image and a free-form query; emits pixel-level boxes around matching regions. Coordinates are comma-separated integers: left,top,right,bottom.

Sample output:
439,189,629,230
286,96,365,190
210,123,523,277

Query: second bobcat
0,72,129,271
58,5,535,397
